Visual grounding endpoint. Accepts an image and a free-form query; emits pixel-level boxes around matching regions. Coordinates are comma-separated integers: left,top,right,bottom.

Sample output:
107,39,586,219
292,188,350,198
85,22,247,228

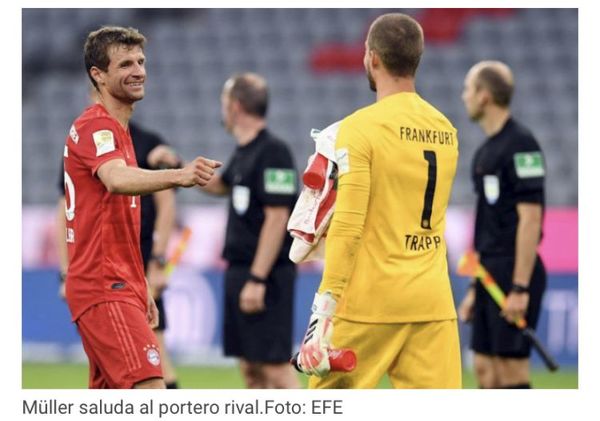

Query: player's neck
97,94,134,130
480,108,511,137
233,118,266,146
375,76,416,102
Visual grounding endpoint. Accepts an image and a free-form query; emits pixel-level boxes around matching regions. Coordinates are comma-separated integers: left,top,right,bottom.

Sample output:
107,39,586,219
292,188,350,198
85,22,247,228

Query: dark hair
475,67,513,107
227,73,269,118
367,13,424,77
84,26,146,89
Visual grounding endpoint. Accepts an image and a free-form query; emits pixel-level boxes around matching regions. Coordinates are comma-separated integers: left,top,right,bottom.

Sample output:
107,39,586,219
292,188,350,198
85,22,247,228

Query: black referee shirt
472,118,545,257
221,128,298,266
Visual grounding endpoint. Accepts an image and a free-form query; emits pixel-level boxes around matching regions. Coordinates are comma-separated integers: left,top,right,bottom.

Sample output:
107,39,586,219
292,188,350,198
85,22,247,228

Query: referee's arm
513,202,543,288
249,206,290,280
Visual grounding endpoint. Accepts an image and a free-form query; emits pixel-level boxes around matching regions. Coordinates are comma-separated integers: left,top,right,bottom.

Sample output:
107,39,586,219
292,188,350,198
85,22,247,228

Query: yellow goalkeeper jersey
319,92,459,323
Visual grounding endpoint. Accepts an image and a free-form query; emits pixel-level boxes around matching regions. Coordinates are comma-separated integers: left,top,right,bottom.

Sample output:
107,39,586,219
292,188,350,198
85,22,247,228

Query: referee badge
232,185,250,215
483,175,500,205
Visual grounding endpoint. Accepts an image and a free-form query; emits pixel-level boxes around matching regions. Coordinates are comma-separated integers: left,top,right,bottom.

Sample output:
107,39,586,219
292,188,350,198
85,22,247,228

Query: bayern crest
143,344,161,366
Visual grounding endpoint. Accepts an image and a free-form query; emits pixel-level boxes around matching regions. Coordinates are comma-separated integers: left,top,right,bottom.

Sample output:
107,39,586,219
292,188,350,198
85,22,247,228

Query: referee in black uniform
459,61,547,388
199,73,300,388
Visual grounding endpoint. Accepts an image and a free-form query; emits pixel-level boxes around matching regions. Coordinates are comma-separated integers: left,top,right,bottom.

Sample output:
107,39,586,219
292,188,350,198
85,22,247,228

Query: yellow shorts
309,317,461,389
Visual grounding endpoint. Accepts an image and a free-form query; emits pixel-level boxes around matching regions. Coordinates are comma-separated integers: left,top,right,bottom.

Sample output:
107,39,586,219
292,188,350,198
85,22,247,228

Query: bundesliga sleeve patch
92,130,116,156
264,168,296,194
69,125,79,144
335,148,349,175
513,151,545,178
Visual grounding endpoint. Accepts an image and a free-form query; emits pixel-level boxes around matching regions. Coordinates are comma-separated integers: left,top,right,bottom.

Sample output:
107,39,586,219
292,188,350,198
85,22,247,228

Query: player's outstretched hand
298,291,336,377
178,157,223,187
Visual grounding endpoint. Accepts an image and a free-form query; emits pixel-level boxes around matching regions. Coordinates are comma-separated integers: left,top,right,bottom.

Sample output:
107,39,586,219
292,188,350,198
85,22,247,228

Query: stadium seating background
22,8,577,206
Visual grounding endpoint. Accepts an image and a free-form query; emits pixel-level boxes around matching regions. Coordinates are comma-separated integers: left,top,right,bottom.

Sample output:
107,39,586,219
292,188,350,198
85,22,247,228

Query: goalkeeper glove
298,291,337,377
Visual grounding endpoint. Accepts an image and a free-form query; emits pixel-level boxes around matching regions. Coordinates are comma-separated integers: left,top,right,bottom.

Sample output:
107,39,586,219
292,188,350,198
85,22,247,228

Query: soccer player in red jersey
62,26,221,389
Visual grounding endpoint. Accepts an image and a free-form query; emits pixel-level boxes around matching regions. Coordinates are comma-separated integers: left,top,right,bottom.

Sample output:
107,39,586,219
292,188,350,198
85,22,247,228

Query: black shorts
224,264,296,364
471,255,547,358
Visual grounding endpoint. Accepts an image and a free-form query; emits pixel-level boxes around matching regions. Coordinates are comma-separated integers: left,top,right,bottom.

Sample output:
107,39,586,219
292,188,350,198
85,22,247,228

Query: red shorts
76,301,163,389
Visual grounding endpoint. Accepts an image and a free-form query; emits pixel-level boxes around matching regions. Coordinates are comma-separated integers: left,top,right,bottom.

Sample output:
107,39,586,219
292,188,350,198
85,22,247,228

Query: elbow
104,177,125,194
105,183,118,194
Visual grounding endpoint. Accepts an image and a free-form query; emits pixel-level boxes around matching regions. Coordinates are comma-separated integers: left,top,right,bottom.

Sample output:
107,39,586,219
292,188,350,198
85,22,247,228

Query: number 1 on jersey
421,150,437,230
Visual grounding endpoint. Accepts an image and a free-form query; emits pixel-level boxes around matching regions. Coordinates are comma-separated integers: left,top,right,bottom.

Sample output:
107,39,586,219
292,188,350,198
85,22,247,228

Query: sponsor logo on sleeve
335,148,350,175
69,125,79,144
514,151,545,178
483,174,500,205
264,168,297,194
92,130,116,156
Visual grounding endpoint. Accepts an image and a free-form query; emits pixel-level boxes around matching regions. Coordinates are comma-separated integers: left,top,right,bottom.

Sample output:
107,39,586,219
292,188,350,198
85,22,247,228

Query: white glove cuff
311,291,337,317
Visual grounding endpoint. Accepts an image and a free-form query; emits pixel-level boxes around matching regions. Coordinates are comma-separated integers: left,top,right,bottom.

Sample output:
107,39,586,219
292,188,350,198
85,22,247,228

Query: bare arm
97,156,221,195
147,145,181,168
151,189,176,258
250,206,291,279
502,202,542,322
239,205,291,314
513,203,543,287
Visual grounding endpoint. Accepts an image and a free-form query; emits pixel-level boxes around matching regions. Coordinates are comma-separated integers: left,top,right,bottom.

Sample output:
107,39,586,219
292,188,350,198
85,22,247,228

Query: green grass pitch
22,363,577,389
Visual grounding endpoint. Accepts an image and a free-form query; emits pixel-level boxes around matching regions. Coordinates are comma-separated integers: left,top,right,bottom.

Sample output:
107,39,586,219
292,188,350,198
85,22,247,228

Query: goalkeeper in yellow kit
297,13,462,388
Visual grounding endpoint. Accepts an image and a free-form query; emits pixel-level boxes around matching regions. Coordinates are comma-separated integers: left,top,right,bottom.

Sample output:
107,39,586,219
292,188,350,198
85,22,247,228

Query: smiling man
62,26,221,389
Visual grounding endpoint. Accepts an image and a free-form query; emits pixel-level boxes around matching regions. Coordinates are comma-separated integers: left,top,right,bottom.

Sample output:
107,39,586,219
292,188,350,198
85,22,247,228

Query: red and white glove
298,291,336,377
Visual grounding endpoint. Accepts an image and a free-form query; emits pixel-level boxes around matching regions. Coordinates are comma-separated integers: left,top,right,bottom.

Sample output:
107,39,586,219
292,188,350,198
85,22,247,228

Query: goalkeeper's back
326,92,459,323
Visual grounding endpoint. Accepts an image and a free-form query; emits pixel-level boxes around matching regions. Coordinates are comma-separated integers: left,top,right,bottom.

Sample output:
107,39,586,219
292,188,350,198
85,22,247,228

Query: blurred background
22,8,578,388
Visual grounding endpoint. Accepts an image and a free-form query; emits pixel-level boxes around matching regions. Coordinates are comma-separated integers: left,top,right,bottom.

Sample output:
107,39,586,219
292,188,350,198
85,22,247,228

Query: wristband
511,284,530,294
248,273,267,284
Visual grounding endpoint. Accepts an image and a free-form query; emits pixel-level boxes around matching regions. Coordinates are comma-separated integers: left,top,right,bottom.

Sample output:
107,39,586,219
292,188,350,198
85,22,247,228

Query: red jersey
63,104,146,321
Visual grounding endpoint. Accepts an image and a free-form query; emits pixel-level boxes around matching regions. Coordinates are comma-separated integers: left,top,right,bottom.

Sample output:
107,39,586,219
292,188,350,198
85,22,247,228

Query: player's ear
90,66,105,87
370,50,381,70
231,98,243,114
478,88,492,107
